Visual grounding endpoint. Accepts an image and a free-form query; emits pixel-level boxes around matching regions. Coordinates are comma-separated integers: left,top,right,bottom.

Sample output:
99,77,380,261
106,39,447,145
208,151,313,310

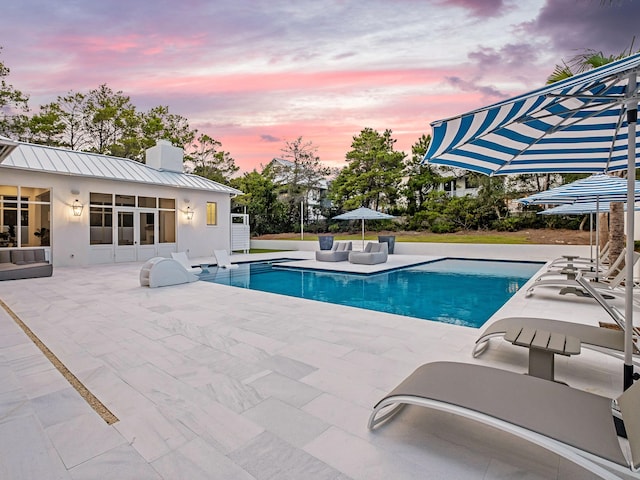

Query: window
90,207,113,245
90,193,113,205
115,194,135,207
1,185,51,248
206,202,217,225
138,196,156,208
159,198,176,243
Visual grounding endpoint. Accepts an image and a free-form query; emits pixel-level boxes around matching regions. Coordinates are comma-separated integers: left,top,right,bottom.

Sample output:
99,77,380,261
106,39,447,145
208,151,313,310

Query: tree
330,128,405,211
231,169,286,235
52,92,90,150
139,105,196,156
189,133,238,184
403,134,453,214
270,137,331,230
83,84,139,157
0,47,30,137
20,102,66,145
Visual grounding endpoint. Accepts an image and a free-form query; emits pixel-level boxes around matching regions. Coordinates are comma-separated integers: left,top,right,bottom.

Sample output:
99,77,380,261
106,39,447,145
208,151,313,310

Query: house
0,137,242,267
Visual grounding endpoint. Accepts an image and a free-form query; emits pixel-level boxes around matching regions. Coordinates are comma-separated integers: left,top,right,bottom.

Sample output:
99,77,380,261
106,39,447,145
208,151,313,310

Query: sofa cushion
23,250,36,264
34,249,45,262
11,250,25,265
0,250,10,264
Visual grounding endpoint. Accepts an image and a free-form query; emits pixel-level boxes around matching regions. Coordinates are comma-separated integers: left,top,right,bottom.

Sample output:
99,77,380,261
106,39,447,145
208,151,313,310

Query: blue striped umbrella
537,202,637,215
518,174,640,205
423,53,640,388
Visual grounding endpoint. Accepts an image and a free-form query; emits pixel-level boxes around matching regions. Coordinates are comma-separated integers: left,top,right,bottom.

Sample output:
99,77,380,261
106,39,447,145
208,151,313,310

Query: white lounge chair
369,361,640,479
547,241,610,270
170,252,202,274
473,274,640,366
213,249,238,269
527,249,639,297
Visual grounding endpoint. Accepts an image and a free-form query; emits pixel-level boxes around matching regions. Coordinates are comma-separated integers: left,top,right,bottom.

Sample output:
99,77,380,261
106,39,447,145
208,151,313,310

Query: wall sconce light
72,199,83,216
185,205,194,221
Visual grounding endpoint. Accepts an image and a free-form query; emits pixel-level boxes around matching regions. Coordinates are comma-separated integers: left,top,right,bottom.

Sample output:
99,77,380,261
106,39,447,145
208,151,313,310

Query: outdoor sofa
349,242,388,265
315,241,352,262
0,248,52,281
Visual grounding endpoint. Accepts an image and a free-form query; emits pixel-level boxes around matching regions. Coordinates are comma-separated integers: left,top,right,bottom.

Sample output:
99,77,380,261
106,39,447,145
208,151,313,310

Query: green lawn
257,232,531,245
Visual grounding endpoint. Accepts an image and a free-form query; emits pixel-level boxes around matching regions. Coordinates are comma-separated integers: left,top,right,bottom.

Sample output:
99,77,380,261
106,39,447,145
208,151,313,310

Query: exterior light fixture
72,199,83,216
185,205,194,221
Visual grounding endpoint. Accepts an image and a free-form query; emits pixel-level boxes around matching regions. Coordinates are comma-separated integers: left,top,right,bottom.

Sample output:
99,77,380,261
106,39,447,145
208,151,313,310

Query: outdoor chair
315,241,352,262
473,274,640,366
349,242,388,265
171,252,202,274
526,249,639,298
213,249,238,269
368,361,640,479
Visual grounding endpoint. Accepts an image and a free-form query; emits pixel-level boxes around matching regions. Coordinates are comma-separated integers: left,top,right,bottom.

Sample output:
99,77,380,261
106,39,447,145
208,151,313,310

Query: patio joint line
0,298,119,425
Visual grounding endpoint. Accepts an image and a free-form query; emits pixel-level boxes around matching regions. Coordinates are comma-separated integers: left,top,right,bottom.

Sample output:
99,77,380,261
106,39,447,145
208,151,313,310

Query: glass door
114,209,137,262
137,210,157,262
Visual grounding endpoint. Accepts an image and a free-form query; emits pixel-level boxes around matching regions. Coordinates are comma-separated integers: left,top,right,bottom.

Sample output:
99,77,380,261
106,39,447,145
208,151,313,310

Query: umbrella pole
362,219,365,250
624,71,637,390
589,213,593,261
595,197,600,280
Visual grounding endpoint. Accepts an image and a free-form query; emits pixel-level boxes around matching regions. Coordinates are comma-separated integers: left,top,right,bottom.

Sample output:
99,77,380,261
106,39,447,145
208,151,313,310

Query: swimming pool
199,258,543,328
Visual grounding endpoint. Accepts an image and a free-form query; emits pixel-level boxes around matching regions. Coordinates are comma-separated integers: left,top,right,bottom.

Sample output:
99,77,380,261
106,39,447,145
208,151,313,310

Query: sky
2,0,640,173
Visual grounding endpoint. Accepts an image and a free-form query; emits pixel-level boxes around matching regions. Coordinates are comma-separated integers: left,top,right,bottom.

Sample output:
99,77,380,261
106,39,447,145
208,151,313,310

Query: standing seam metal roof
0,142,243,195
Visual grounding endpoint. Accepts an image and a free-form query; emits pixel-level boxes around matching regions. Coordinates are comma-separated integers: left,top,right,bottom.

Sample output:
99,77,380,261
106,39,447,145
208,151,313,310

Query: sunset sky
3,0,640,172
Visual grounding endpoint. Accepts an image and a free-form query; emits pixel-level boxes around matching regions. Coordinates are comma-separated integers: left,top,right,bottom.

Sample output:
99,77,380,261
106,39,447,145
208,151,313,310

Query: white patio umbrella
423,52,640,388
332,207,395,250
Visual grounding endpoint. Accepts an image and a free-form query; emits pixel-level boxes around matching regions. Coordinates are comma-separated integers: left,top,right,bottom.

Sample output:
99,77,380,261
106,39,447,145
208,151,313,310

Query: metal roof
0,141,243,195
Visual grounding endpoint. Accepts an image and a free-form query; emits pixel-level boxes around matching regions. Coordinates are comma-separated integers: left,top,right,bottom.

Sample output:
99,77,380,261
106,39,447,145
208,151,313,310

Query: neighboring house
0,137,242,267
439,169,480,197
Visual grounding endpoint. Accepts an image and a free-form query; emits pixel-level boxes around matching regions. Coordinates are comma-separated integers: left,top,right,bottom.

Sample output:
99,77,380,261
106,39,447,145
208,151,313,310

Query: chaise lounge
315,241,352,262
473,274,640,365
349,242,388,265
369,361,640,479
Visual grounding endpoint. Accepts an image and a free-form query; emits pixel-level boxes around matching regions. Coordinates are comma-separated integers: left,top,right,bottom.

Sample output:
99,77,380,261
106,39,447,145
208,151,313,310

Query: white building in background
0,138,243,267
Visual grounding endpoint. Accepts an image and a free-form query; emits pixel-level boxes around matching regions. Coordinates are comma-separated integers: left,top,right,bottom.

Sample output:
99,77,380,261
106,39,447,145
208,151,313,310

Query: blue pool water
199,259,543,328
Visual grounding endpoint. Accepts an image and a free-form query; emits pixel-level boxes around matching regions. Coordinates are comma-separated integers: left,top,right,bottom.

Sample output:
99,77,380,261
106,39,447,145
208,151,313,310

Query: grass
262,232,531,245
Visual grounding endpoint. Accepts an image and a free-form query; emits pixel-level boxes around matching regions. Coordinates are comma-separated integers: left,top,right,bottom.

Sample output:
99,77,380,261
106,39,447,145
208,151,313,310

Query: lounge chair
473,274,640,366
368,361,640,479
315,241,352,262
171,252,202,274
526,249,639,297
213,249,238,269
547,241,610,270
349,242,388,265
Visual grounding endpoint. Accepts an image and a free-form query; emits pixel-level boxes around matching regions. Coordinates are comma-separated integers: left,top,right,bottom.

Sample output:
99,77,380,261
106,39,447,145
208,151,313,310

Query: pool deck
0,251,636,479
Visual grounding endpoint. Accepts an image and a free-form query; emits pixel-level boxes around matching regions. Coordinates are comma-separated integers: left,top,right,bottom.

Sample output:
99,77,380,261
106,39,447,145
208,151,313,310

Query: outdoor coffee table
504,326,581,382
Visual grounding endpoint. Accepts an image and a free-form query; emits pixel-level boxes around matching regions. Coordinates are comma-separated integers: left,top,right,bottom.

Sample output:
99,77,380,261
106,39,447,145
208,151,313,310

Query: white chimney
145,140,184,172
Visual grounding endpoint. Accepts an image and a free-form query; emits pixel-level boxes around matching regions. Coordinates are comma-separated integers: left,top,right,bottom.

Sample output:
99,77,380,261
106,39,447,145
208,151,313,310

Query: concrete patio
0,249,636,479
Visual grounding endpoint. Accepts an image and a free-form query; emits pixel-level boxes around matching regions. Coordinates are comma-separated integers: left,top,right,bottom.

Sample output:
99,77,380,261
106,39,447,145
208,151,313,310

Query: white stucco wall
1,168,234,267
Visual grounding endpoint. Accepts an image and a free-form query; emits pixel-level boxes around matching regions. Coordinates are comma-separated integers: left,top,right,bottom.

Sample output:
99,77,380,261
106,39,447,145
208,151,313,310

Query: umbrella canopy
424,53,640,388
518,174,640,205
332,207,394,250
